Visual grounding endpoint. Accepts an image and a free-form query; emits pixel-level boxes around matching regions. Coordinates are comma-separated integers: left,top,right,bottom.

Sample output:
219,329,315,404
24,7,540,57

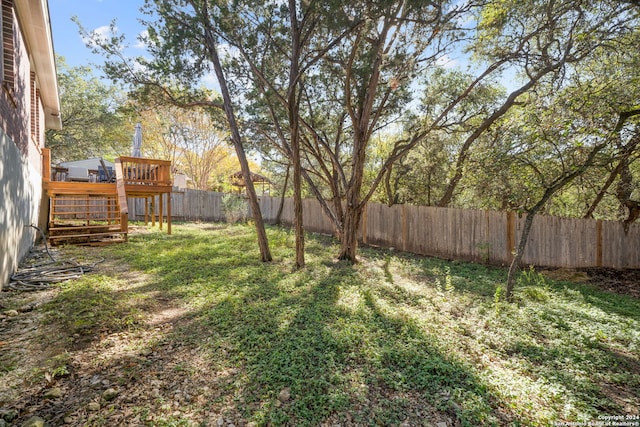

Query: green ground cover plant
2,223,638,426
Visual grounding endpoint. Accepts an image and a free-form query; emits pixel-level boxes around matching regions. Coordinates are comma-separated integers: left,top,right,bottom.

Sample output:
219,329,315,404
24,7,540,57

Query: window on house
30,71,40,142
1,0,14,90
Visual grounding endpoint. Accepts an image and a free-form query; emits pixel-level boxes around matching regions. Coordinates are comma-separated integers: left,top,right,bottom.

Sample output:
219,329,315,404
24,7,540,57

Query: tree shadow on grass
185,261,511,426
566,281,640,321
362,248,507,299
357,247,640,422
496,293,640,417
70,225,640,426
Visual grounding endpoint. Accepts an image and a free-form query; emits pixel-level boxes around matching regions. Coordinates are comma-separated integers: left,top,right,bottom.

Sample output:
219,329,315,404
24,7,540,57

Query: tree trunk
505,209,538,301
206,30,272,262
338,188,363,262
338,209,361,262
275,163,290,225
289,0,304,268
616,160,640,233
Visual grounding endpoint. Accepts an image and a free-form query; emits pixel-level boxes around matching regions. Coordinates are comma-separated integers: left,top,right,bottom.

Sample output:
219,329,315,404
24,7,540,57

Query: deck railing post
114,159,129,236
167,193,172,235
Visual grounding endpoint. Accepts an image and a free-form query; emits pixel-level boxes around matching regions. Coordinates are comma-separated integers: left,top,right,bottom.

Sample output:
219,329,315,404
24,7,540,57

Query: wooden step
49,231,128,246
49,231,127,240
49,227,124,237
49,224,122,232
51,211,119,217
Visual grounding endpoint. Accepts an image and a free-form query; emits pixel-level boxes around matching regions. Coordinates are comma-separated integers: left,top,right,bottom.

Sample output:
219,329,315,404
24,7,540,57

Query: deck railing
114,159,129,235
117,156,172,187
44,153,171,188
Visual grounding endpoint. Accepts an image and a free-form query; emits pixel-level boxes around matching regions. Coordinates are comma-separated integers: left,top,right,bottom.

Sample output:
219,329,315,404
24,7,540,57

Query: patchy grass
1,222,638,426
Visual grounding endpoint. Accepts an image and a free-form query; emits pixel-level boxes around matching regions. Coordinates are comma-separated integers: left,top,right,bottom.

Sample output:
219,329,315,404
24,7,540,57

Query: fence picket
125,190,639,269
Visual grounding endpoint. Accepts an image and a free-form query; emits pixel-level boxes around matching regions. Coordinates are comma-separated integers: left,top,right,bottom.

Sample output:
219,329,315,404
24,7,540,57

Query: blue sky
47,0,517,94
49,0,223,88
49,0,147,69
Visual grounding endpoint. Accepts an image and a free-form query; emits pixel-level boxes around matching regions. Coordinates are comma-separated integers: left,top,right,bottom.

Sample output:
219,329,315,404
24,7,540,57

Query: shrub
221,193,248,223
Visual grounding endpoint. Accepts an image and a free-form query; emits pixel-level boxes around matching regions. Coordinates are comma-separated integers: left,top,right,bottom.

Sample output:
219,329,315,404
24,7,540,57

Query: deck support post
159,194,164,230
151,196,156,227
167,193,172,235
144,197,149,225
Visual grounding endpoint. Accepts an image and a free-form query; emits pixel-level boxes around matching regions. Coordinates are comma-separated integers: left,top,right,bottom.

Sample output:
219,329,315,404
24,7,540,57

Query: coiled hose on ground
7,225,104,291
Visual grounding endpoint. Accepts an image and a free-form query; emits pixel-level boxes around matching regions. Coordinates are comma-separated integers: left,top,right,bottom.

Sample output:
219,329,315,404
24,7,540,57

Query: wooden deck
43,149,173,245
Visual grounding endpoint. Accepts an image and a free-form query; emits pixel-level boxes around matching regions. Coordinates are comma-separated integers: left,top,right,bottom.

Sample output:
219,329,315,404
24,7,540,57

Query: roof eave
15,0,62,130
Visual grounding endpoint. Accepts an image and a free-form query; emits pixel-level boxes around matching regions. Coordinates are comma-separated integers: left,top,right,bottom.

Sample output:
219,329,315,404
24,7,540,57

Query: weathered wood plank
136,192,639,269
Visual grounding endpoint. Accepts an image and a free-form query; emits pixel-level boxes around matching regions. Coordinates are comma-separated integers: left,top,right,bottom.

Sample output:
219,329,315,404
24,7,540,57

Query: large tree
233,1,475,261
210,0,360,267
80,4,273,262
136,105,232,190
46,57,130,163
244,0,638,262
83,0,638,269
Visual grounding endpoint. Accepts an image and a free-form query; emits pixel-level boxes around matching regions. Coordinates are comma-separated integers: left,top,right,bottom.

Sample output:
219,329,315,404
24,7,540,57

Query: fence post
506,211,516,263
596,220,603,267
362,204,368,244
401,204,408,252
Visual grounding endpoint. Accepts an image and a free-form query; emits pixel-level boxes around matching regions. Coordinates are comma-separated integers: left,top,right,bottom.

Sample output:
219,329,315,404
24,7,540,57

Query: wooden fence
127,189,640,269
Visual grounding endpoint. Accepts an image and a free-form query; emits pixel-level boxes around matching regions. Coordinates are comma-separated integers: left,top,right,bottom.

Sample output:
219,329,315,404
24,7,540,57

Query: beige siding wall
0,6,47,290
0,130,42,288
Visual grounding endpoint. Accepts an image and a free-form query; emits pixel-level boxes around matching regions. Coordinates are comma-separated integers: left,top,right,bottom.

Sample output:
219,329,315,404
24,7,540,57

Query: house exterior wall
0,4,30,156
0,130,42,288
0,1,51,290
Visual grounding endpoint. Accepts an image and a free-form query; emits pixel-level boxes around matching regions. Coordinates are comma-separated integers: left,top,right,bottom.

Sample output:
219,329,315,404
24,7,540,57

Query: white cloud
93,25,115,39
435,54,458,69
218,42,240,61
134,30,149,49
201,72,220,90
81,24,117,48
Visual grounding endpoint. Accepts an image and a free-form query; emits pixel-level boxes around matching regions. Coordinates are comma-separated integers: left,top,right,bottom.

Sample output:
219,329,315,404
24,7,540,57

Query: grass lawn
1,222,639,426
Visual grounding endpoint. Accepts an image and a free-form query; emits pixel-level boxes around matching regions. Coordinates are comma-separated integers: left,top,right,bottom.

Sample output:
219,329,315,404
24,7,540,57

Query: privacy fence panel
302,198,335,234
263,197,295,226
258,196,280,224
363,203,404,249
601,221,640,269
259,196,334,234
128,191,640,269
128,189,225,222
401,206,509,264
519,215,598,268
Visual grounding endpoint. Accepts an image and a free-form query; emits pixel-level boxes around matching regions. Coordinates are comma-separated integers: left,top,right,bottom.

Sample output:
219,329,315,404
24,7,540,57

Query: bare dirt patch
584,268,640,299
0,249,246,427
540,267,640,299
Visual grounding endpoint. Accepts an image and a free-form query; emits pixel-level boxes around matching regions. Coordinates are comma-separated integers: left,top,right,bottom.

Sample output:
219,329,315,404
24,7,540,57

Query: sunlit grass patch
44,274,145,336
34,222,640,426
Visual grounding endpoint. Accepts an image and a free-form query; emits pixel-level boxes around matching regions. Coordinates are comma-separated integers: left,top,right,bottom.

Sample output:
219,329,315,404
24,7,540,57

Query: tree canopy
46,57,131,163
80,0,639,272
